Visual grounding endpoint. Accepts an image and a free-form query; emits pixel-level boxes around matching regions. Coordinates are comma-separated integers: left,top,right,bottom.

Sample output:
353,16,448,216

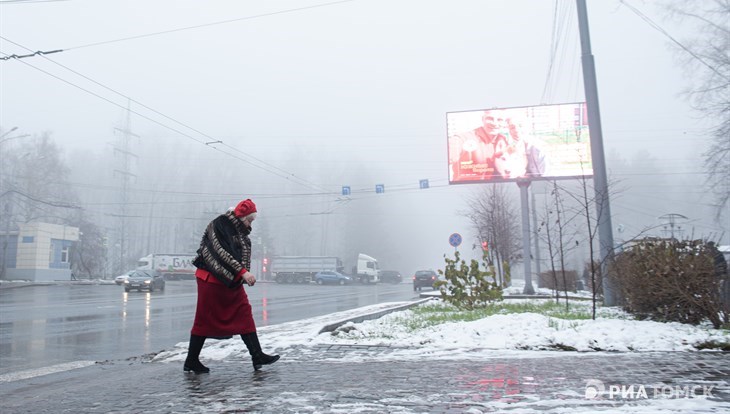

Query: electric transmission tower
659,213,688,240
111,101,139,274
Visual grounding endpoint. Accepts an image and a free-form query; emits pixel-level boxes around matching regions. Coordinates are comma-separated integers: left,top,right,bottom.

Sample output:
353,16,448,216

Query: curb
418,291,594,301
0,281,117,289
318,298,433,334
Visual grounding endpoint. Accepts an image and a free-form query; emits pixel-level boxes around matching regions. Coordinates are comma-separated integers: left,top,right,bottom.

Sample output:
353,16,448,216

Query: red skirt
191,274,257,337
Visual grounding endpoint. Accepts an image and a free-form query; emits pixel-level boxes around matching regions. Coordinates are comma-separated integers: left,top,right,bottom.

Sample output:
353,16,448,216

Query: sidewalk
2,299,729,413
3,343,729,413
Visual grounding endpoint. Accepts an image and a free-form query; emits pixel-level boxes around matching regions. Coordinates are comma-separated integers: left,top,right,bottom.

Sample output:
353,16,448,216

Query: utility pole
576,0,616,305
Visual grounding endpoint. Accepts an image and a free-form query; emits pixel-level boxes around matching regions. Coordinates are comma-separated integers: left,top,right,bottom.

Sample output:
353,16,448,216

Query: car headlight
144,280,151,284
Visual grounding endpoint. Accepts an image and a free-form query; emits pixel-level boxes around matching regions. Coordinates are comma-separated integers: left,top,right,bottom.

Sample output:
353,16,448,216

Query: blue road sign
419,179,429,189
449,233,462,247
342,186,351,196
375,184,385,194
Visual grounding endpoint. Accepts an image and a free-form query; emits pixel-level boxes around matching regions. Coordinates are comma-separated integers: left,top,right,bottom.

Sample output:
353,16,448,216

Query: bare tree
537,181,581,310
7,132,78,223
574,175,602,319
558,171,613,319
1,131,88,278
664,0,730,219
538,192,560,303
465,184,520,287
69,216,107,279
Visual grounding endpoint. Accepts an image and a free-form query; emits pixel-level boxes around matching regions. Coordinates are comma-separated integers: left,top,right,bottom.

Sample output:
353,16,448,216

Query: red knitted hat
233,199,257,218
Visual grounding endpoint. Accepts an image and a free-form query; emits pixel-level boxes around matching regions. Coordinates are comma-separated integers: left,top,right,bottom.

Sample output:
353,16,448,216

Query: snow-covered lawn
156,297,729,363
319,300,729,353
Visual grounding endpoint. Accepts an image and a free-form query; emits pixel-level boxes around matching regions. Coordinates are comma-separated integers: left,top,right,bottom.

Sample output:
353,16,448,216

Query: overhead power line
541,0,580,104
0,0,358,59
69,0,358,51
0,189,81,209
0,36,332,193
0,0,69,3
0,48,62,60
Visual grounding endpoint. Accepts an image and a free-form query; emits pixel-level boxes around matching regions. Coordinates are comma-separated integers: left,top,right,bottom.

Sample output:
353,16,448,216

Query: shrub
435,250,502,310
609,238,728,329
539,270,578,291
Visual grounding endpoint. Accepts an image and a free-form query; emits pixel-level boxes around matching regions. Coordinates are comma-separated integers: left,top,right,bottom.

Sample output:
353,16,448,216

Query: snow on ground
155,293,729,364
152,280,729,413
155,302,420,363
312,307,727,353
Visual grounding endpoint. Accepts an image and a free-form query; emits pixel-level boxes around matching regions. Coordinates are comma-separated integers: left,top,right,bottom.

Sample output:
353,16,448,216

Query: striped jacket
192,211,252,288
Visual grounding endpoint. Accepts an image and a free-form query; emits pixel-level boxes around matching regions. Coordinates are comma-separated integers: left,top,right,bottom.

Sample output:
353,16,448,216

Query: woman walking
184,198,279,373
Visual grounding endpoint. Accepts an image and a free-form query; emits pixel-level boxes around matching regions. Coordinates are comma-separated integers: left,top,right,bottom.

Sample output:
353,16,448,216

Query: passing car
413,270,438,291
379,270,403,284
124,270,165,292
114,270,134,285
314,270,352,286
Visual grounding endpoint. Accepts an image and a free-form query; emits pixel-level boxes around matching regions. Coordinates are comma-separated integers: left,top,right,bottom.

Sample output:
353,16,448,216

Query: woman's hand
243,272,256,286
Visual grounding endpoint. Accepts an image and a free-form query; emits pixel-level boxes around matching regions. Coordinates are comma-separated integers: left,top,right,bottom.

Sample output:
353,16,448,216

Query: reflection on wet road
0,281,419,373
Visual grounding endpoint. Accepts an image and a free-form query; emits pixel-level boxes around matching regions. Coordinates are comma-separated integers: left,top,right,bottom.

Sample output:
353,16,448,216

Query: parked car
413,270,439,291
379,270,403,284
314,270,352,285
124,270,165,292
114,270,134,285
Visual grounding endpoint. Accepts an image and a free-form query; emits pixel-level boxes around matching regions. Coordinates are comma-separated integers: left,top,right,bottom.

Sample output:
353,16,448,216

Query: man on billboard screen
447,102,593,184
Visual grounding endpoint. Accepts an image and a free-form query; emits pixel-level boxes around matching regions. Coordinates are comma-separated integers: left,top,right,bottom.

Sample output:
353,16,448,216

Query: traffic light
481,241,488,251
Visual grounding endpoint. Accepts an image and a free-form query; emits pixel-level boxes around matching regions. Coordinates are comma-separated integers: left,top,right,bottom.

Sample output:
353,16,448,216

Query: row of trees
448,179,729,329
461,177,611,318
0,131,107,279
0,126,406,280
665,0,729,220
0,129,232,278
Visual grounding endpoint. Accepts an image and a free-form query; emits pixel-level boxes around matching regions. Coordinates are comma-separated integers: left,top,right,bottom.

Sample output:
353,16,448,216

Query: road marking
0,361,96,383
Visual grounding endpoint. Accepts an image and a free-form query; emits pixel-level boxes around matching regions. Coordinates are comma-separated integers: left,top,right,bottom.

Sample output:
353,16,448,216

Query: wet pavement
2,287,728,412
3,343,729,413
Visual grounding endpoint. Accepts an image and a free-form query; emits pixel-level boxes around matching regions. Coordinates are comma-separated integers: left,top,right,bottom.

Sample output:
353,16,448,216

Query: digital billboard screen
447,102,593,184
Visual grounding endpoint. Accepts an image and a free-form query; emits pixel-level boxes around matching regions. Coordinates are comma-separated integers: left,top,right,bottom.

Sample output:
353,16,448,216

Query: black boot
184,334,210,374
241,332,280,370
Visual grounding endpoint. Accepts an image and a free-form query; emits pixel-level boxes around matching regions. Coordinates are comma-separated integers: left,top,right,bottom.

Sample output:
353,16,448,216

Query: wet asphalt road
0,280,418,374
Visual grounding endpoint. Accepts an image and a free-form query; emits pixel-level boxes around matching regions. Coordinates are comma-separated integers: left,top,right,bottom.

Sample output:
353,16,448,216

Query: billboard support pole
576,0,616,306
532,189,541,287
518,180,535,294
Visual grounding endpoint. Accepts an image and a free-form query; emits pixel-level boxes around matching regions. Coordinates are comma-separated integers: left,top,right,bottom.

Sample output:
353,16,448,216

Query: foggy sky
1,0,726,276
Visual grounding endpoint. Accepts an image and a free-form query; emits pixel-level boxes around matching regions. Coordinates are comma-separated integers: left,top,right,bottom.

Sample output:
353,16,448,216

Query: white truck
137,253,197,280
271,253,379,284
353,253,380,284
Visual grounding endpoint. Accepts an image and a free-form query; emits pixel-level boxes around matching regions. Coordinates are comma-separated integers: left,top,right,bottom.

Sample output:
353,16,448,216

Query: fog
1,0,726,277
